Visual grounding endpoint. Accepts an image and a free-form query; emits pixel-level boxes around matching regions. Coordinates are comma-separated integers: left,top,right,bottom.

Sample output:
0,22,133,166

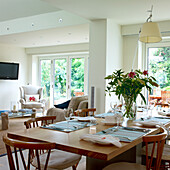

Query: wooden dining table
7,114,170,170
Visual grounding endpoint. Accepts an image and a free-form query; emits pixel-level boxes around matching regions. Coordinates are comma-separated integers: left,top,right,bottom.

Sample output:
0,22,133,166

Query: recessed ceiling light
68,33,72,35
31,23,34,26
59,18,63,23
7,27,9,30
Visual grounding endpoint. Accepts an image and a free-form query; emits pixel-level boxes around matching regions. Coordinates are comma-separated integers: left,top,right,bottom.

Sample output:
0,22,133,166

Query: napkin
73,116,96,122
158,111,170,116
80,134,122,147
137,120,161,127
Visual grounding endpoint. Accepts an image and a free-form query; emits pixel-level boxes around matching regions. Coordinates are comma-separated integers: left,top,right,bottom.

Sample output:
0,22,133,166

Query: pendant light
139,6,162,43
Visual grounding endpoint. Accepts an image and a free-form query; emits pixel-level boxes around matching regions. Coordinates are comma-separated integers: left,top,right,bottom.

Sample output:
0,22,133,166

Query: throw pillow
25,94,39,102
54,100,70,109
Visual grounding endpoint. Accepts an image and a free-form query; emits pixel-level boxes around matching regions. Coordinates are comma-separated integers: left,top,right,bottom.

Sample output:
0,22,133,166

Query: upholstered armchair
47,95,88,122
19,85,46,113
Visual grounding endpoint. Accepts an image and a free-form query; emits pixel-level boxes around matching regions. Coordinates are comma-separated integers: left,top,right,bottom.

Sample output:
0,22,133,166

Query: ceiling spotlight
31,23,34,26
7,27,9,30
59,18,63,23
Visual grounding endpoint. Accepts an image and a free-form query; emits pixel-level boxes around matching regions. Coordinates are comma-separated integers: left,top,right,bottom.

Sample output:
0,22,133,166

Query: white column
89,19,123,113
89,20,107,113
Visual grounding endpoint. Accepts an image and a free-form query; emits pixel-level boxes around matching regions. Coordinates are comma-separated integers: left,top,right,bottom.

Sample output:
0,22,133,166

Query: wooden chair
3,135,56,170
103,127,167,170
23,116,82,170
74,108,96,117
24,116,56,129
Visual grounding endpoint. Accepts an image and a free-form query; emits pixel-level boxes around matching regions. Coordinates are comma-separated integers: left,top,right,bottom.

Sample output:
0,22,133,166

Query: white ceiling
0,0,60,22
0,24,89,47
45,0,170,24
1,0,170,48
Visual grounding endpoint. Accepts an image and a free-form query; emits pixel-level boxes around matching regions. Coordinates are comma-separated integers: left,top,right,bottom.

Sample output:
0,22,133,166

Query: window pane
40,60,51,101
54,59,67,104
70,58,85,97
148,47,170,103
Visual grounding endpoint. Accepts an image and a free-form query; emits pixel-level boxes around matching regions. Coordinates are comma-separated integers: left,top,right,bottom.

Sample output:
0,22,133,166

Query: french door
40,55,88,106
146,41,170,103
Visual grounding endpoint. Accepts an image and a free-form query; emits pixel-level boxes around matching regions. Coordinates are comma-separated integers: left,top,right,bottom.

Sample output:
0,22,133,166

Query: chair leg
72,162,80,170
72,165,76,170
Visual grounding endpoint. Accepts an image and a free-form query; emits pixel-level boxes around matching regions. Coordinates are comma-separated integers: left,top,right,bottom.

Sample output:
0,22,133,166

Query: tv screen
0,62,19,80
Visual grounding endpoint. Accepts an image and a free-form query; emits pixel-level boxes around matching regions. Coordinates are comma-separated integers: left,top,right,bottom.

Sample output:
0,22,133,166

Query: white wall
105,19,123,111
123,35,138,72
0,44,28,110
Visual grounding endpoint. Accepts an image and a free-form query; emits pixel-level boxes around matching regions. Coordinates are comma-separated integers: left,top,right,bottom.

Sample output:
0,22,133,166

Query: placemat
136,117,170,124
96,127,149,142
94,112,114,118
41,120,97,132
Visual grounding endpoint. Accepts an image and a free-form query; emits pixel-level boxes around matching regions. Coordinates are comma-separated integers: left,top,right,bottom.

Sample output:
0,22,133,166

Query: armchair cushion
78,100,88,110
54,100,70,109
47,108,65,122
68,96,88,111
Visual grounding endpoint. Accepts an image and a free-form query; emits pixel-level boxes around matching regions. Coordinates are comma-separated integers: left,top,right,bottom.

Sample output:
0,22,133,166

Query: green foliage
71,58,84,96
41,60,51,98
149,47,170,89
105,69,158,118
41,58,85,101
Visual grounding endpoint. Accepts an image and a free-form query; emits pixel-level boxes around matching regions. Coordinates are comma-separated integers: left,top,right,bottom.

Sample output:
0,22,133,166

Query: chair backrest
20,85,43,101
24,116,56,129
3,135,56,170
74,108,96,117
143,127,167,170
161,91,170,103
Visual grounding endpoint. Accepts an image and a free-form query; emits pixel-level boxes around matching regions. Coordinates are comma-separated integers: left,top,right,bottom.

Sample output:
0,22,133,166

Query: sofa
47,96,88,122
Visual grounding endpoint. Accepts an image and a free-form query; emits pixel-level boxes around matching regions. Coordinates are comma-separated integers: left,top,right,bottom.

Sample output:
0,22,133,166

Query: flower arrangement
105,69,158,118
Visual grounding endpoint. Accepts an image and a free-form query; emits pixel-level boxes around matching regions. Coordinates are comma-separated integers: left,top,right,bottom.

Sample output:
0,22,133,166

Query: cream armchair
19,85,46,113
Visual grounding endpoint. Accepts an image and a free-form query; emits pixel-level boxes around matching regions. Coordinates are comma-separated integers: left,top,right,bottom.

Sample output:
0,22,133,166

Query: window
147,42,170,104
40,54,88,106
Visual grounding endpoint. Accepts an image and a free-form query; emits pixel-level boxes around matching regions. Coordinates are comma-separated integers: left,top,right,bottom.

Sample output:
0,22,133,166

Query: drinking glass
115,111,123,129
63,108,73,132
110,101,117,112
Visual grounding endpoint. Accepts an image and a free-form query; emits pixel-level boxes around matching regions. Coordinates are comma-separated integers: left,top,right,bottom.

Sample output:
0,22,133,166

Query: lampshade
139,22,162,43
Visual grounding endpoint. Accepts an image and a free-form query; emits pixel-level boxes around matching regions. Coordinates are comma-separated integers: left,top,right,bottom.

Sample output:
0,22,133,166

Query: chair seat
142,143,170,161
103,162,146,170
24,102,43,108
32,149,81,169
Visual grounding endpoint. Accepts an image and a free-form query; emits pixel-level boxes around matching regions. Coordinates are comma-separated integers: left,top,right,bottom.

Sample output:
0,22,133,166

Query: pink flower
143,70,148,76
128,72,136,78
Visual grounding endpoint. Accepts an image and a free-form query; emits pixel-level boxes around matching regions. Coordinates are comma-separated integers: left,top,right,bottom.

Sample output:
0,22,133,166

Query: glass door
70,57,85,97
53,58,67,105
147,44,170,104
40,54,88,106
40,59,51,104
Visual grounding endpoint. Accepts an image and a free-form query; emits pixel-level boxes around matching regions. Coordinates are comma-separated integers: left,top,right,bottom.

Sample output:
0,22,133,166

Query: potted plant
105,69,158,118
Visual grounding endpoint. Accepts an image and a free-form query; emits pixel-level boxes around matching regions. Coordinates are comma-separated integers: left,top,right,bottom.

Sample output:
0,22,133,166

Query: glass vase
123,96,137,119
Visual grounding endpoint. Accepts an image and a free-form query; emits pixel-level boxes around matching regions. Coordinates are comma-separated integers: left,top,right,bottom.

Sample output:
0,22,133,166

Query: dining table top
7,112,170,161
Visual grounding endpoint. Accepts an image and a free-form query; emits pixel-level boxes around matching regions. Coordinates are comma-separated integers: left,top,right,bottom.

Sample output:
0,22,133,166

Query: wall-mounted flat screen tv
0,62,19,80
